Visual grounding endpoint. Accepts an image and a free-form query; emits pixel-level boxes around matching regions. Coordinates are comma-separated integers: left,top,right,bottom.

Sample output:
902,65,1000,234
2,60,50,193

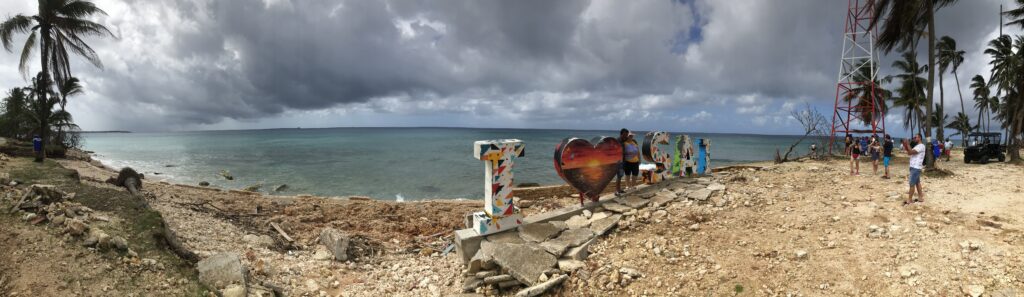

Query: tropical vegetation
0,0,113,161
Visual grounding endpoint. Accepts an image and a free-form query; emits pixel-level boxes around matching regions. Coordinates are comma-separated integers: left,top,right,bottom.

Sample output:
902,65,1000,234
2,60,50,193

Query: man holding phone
902,133,926,205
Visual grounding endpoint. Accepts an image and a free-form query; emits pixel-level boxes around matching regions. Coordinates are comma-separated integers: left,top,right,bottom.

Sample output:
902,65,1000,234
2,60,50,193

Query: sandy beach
0,147,1021,296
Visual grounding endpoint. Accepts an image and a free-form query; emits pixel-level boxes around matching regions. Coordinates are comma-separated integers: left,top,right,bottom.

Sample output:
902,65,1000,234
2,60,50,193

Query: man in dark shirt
882,134,894,179
615,128,628,195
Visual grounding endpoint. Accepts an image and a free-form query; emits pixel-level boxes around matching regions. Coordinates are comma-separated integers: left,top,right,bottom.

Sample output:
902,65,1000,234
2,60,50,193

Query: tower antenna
829,0,886,154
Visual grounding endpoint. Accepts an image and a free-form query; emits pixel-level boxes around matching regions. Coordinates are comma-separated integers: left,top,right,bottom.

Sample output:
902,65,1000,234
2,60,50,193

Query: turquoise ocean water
82,128,815,200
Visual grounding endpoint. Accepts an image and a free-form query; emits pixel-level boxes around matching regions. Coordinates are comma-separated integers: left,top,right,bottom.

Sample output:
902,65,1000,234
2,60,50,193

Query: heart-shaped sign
553,136,623,201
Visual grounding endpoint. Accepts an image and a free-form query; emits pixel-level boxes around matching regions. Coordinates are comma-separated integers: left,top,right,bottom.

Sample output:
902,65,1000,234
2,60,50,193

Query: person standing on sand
845,134,855,175
32,134,42,162
903,133,926,205
622,133,641,190
615,128,629,196
869,136,881,175
882,134,894,179
851,136,862,175
944,139,953,161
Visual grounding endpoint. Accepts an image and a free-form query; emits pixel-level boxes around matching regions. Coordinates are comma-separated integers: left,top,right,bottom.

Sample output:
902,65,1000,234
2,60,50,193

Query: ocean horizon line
81,125,815,138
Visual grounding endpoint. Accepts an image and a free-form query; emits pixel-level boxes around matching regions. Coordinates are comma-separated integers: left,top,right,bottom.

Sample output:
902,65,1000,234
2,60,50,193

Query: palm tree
1,0,114,161
985,35,1024,162
0,87,33,139
945,112,975,146
970,75,994,132
57,76,82,112
871,0,959,168
1006,0,1024,28
891,51,928,136
938,36,967,129
54,76,82,146
844,59,893,126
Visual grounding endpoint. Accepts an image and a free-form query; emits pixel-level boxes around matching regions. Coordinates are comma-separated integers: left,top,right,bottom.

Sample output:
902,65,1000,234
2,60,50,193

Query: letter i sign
471,139,525,235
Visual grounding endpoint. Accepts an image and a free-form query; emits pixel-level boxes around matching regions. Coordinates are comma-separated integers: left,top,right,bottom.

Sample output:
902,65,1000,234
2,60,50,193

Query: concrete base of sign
471,210,523,236
454,184,650,264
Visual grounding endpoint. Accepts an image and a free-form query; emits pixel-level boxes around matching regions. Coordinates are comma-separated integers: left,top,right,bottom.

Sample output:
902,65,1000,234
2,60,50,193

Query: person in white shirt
902,133,926,205
944,139,953,161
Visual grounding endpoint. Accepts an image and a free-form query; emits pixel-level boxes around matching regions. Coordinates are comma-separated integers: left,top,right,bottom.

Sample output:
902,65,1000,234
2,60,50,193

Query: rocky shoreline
3,148,1023,296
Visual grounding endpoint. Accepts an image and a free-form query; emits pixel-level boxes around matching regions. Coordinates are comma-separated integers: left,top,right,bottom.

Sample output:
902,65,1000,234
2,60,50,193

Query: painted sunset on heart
554,137,623,200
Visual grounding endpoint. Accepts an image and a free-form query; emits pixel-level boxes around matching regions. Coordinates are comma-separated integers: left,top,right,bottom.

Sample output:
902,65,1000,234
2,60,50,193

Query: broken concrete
651,193,676,207
602,202,632,213
564,237,597,261
588,214,622,236
617,196,651,209
468,241,498,273
564,215,590,229
491,243,557,286
687,188,713,201
486,230,526,244
518,222,565,243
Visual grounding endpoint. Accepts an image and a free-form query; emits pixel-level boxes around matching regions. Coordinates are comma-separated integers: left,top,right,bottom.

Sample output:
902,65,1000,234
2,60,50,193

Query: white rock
688,223,700,231
582,210,592,219
795,250,808,260
964,284,985,297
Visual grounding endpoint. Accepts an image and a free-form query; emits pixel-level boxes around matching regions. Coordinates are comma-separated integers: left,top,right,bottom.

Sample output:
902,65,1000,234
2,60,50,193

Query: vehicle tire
998,155,1005,162
964,157,970,164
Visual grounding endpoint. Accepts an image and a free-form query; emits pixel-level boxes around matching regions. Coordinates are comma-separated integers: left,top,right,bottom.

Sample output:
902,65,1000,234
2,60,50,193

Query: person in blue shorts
882,134,894,179
903,134,926,205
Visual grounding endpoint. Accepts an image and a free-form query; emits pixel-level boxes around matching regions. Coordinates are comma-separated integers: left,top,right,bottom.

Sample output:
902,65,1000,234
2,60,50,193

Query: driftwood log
155,220,199,264
113,167,198,264
115,167,144,196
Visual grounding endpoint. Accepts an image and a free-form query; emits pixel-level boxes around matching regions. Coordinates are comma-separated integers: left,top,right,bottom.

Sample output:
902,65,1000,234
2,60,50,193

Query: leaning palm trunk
35,27,51,162
924,3,936,169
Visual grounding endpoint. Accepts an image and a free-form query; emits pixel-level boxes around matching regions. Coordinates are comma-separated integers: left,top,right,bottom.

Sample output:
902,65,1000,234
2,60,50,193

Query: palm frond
1004,0,1024,28
18,31,37,79
56,0,108,20
52,16,115,38
0,15,34,51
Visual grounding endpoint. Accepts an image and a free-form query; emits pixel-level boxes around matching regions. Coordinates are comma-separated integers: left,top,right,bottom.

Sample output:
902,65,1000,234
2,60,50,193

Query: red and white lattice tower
829,0,886,154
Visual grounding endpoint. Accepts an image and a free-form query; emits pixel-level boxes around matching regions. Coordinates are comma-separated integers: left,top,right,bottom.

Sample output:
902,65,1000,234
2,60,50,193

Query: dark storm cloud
0,0,1017,132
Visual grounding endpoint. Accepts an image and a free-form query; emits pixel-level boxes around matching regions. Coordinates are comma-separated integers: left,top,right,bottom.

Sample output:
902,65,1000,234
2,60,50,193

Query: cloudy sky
0,0,1020,135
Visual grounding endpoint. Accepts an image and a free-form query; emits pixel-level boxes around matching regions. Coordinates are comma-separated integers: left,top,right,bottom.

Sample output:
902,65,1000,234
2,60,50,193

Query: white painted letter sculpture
470,139,525,235
642,131,671,182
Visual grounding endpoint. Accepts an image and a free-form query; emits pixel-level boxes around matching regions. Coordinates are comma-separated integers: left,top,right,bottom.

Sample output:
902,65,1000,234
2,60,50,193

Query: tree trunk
924,3,936,169
938,71,945,143
954,70,966,123
38,26,51,162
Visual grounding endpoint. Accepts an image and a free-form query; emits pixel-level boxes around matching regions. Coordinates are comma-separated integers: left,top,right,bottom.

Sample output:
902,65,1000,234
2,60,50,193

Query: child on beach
851,136,862,176
903,134,926,205
845,134,855,175
869,136,881,175
882,134,894,179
